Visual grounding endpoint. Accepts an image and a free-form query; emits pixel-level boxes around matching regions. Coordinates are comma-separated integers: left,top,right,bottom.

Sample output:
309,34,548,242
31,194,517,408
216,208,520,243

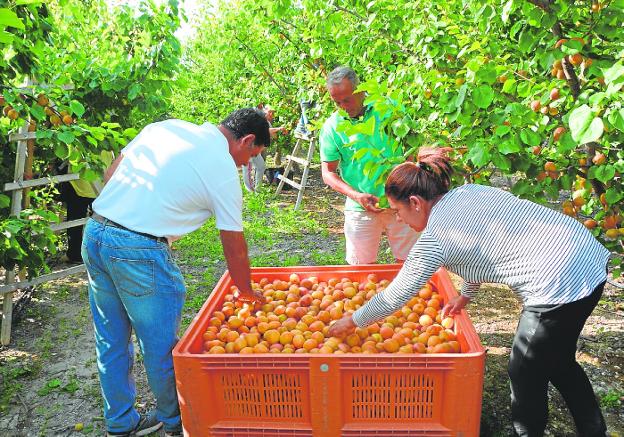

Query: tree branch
585,142,606,197
232,34,288,97
525,0,552,11
561,56,582,99
333,5,365,21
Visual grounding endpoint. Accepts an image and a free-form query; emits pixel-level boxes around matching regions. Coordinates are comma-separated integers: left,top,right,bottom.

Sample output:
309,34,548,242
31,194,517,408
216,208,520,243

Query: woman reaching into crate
328,147,610,437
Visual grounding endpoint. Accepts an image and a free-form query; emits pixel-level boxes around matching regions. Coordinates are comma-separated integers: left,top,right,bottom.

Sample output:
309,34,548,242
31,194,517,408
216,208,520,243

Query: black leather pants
508,283,607,437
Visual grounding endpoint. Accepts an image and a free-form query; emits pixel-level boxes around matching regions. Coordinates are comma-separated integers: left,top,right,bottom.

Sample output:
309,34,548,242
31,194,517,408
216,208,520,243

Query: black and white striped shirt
353,184,610,328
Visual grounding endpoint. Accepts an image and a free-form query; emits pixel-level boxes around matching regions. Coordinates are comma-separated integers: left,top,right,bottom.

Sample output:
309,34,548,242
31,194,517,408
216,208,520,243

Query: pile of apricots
202,273,460,355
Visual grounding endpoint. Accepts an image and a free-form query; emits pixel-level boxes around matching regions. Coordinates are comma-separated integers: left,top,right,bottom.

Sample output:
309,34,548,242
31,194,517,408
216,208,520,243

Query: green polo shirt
320,105,401,211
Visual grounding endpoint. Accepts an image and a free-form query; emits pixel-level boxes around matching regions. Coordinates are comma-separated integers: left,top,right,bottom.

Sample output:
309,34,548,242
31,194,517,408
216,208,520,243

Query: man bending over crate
81,108,269,437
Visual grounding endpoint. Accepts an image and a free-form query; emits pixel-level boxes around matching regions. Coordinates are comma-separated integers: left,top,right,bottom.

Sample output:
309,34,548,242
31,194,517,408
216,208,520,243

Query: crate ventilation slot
220,373,305,419
350,373,436,419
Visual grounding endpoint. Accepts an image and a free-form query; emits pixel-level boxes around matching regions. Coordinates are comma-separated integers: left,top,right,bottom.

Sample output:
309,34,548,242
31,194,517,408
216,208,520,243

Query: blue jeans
81,218,185,433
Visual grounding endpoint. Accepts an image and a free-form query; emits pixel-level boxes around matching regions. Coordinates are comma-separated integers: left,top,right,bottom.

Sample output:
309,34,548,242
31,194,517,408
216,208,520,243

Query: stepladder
275,133,315,210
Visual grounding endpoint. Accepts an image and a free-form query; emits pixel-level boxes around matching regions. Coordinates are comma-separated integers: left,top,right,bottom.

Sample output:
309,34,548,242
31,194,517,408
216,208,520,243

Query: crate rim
174,264,485,359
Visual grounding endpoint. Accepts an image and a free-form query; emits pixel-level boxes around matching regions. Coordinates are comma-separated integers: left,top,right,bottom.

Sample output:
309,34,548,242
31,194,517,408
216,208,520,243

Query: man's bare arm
219,230,263,302
104,154,124,184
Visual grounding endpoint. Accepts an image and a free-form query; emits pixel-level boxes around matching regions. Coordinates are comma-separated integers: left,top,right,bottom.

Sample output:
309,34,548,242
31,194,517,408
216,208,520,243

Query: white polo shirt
93,119,243,238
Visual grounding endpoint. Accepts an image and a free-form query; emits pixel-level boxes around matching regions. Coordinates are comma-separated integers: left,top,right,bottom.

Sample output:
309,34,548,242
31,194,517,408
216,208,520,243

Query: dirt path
1,167,622,436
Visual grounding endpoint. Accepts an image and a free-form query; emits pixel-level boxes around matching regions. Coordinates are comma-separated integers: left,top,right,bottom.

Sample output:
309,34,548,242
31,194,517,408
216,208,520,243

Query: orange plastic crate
173,264,485,437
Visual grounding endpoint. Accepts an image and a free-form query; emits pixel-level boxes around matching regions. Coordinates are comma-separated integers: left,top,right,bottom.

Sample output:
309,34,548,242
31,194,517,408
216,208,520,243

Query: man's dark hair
220,108,271,148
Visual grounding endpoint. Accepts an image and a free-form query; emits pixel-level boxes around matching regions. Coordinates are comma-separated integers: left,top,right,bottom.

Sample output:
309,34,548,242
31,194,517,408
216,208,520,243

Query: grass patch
600,389,623,410
0,357,38,413
310,249,346,265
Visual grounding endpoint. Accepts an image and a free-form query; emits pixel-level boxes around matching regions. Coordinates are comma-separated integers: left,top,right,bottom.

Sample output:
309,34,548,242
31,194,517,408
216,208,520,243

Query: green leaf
498,140,521,154
123,127,138,138
605,188,623,205
456,85,467,107
593,165,616,184
467,143,490,167
54,143,69,159
516,81,532,97
36,130,53,140
362,160,376,178
502,78,517,93
491,153,511,171
608,109,624,132
128,83,141,101
339,117,376,137
495,125,511,137
511,179,532,196
81,168,98,182
561,40,583,55
557,132,576,153
29,104,46,121
603,61,624,85
501,0,513,22
473,85,494,109
352,148,370,160
520,128,540,146
476,66,497,84
518,29,536,53
57,131,75,145
510,21,522,39
392,119,410,138
0,194,9,208
69,100,85,117
0,9,25,29
569,105,603,144
527,7,543,27
0,30,14,43
588,92,606,106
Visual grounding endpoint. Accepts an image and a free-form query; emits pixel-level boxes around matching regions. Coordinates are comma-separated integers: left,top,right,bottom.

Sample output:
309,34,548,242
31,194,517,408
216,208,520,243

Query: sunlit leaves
472,85,494,109
0,9,25,30
569,105,604,144
173,0,624,270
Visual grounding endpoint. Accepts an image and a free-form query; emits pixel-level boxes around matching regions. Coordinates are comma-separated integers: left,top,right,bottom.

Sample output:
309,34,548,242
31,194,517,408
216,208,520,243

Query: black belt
89,211,168,244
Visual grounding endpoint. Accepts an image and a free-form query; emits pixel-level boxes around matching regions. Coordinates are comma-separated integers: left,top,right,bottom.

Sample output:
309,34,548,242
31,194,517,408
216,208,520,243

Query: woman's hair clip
416,161,430,172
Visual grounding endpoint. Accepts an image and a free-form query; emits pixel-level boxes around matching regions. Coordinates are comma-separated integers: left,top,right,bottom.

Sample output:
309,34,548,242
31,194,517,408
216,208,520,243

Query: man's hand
235,289,265,310
355,193,383,212
328,314,357,338
269,126,287,138
441,295,471,318
321,161,383,213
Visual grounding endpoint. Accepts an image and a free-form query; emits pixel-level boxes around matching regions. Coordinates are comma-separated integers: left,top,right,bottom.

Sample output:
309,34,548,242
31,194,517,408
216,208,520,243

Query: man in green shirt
320,66,419,264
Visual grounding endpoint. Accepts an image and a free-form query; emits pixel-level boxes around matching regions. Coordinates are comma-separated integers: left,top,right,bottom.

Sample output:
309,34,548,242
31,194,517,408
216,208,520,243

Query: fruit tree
0,0,182,275
176,0,624,276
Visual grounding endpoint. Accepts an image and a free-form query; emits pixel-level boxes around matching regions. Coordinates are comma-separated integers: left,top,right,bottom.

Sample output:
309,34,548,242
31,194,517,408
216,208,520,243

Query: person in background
82,108,269,437
320,66,419,264
58,151,114,263
242,103,285,192
329,147,609,437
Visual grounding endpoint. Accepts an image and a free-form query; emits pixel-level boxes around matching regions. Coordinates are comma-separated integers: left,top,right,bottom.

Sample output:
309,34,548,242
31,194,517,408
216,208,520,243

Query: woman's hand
442,295,471,318
328,314,357,338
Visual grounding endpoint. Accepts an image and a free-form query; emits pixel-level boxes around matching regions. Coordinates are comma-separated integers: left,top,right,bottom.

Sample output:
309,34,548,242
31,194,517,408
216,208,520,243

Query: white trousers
242,155,266,192
343,209,420,265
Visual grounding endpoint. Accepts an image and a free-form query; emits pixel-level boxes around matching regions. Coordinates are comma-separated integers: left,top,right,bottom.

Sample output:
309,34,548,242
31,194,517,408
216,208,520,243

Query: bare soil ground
1,166,622,436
